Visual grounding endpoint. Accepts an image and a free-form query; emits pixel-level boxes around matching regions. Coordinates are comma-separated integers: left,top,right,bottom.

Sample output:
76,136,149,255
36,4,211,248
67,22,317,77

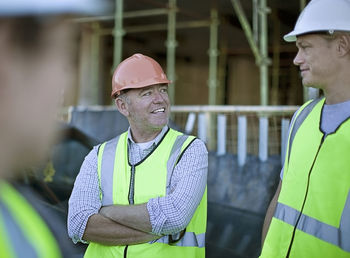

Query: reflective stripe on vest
98,135,120,205
97,129,205,248
155,231,205,248
0,181,61,258
0,202,37,258
274,191,350,252
166,134,190,188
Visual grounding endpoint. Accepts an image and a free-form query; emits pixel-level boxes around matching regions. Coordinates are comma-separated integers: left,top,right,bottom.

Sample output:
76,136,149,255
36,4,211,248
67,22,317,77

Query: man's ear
115,97,129,117
337,34,350,57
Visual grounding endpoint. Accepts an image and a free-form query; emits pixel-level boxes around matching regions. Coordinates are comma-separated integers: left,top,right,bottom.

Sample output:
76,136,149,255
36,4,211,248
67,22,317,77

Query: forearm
83,213,159,245
261,180,282,246
99,203,152,233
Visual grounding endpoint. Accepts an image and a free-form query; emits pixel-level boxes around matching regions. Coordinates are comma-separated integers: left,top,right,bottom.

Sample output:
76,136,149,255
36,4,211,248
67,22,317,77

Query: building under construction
26,1,316,257
68,0,316,107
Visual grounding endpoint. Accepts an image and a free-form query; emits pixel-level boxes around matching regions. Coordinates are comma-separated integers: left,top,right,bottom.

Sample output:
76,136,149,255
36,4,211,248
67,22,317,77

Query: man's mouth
300,68,309,76
151,108,165,114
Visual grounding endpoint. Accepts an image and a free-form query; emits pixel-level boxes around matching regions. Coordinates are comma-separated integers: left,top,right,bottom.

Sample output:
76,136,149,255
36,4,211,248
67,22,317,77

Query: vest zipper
125,165,136,258
124,245,128,258
128,165,135,205
286,136,325,257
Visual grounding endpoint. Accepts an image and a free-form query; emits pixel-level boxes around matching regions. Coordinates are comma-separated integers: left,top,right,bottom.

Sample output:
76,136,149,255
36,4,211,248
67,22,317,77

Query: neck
323,60,350,104
129,127,163,143
323,81,350,104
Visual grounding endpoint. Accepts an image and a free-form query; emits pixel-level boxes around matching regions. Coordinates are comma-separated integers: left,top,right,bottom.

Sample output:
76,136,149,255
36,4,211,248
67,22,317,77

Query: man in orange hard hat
260,0,350,257
0,1,107,257
68,53,208,257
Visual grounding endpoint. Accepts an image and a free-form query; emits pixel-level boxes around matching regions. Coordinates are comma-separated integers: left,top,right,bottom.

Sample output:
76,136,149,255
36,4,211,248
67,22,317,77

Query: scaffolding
74,0,219,105
73,0,308,106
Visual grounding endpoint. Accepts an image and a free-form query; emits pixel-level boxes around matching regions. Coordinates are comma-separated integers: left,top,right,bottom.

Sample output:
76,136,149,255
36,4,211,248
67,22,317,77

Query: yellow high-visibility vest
261,98,350,257
85,128,207,258
0,181,61,258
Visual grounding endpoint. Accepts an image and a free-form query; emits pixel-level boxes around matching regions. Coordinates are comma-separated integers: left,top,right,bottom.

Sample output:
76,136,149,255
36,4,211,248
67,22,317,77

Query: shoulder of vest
168,127,197,140
97,133,126,154
292,97,324,131
168,127,182,135
284,97,324,168
173,135,199,166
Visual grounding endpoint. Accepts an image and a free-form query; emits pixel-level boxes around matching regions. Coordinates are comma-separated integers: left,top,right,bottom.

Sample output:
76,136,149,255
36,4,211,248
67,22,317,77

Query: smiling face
293,34,338,90
116,84,170,142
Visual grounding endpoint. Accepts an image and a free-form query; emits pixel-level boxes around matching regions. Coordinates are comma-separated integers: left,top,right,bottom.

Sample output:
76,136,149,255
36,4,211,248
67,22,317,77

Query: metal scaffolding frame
231,0,271,106
166,0,177,104
208,9,219,105
73,0,219,105
113,0,124,70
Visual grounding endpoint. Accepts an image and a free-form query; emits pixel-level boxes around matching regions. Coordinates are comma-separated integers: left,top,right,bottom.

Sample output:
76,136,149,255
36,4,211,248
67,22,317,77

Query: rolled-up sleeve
67,146,101,243
147,139,208,235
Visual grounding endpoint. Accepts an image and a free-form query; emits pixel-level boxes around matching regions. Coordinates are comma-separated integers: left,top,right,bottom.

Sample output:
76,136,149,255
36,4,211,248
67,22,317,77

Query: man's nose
293,50,303,66
153,90,164,102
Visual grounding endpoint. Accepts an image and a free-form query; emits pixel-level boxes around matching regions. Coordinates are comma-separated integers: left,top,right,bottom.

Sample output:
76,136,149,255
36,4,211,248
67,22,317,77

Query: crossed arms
83,204,159,245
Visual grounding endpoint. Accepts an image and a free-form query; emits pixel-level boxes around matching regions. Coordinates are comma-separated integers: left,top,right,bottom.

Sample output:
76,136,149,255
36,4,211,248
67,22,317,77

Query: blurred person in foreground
68,53,208,257
0,1,107,257
260,0,350,257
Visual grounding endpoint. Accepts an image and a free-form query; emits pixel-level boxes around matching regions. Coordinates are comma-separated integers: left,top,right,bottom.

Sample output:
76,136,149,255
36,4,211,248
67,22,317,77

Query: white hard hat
284,0,350,42
0,0,109,17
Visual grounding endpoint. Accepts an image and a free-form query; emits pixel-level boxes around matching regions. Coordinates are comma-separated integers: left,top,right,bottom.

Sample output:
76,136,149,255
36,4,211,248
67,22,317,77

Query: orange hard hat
111,53,171,98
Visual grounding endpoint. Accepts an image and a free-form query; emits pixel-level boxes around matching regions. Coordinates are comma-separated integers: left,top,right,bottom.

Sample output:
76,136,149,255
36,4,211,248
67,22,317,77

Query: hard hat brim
112,79,172,98
283,31,297,42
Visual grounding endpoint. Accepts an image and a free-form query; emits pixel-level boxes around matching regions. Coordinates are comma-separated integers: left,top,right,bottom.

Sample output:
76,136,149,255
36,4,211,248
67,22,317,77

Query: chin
150,122,167,131
152,118,168,127
302,77,321,89
303,82,321,89
153,124,167,130
302,79,313,88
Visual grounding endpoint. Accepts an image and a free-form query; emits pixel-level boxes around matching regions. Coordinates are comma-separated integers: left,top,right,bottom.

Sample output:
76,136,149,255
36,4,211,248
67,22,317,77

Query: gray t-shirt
281,99,350,180
321,100,350,135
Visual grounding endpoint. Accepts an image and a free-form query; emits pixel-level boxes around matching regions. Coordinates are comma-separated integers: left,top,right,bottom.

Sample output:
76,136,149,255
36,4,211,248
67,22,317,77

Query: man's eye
160,88,168,93
142,91,151,96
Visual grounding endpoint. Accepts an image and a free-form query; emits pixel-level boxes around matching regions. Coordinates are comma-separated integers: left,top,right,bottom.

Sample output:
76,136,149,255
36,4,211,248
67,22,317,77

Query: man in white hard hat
68,53,208,257
260,0,350,257
0,1,107,257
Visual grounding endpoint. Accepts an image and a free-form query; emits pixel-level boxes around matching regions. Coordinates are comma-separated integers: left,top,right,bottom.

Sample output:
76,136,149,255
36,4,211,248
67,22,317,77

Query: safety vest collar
127,127,170,167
